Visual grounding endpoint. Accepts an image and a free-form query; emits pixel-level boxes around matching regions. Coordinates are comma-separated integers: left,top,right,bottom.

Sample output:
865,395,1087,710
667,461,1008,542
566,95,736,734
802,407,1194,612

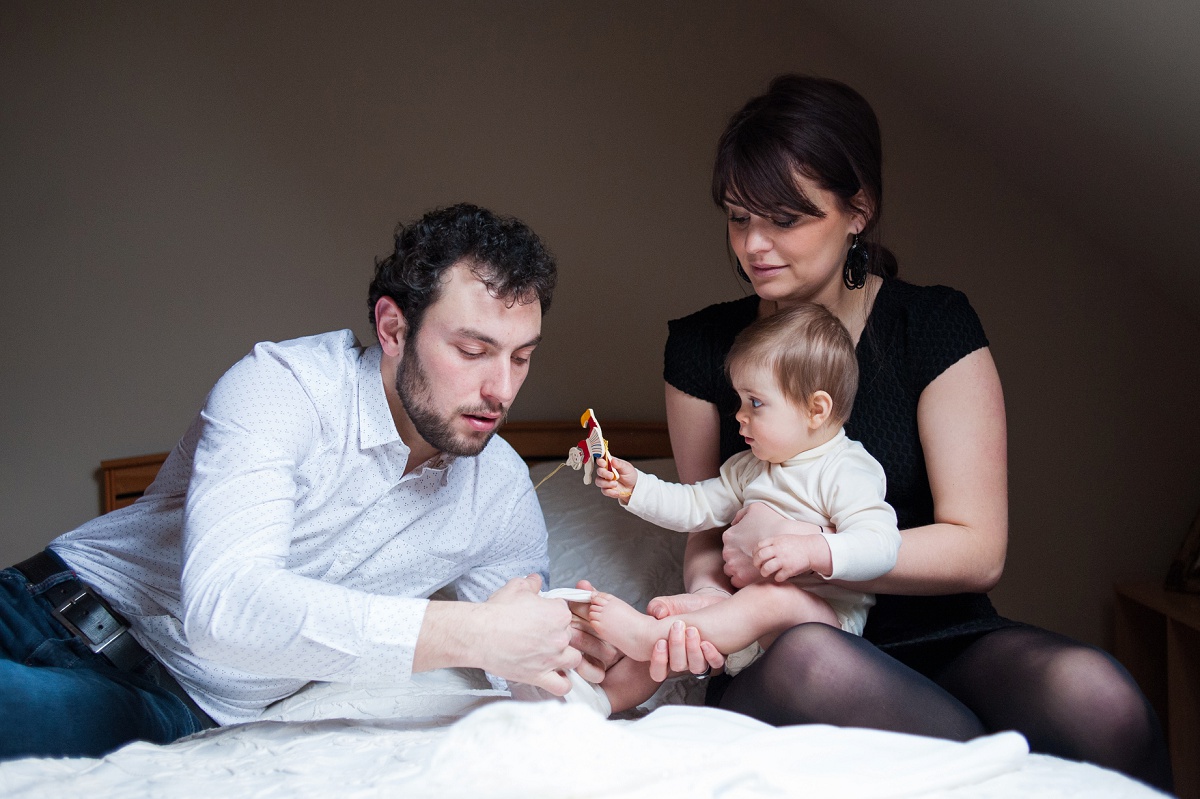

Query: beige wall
2,1,1198,649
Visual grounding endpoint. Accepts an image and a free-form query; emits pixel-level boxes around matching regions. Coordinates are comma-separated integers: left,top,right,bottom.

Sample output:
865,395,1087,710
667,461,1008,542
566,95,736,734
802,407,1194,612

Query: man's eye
458,349,484,359
512,355,530,366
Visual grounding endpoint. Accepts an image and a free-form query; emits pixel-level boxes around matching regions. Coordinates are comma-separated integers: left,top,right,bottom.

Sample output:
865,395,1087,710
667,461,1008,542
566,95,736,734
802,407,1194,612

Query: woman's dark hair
712,74,897,278
368,203,557,337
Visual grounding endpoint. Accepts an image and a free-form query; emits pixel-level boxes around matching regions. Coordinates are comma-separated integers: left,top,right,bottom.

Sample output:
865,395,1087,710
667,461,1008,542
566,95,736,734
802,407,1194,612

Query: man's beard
395,342,507,458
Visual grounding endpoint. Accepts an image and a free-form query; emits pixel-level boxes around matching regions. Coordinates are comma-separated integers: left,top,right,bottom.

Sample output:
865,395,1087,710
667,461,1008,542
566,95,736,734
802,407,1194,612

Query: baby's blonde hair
726,303,858,427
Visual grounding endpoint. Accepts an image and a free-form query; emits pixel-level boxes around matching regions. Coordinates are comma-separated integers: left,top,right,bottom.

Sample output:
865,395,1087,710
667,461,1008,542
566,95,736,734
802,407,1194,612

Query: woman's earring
843,234,868,290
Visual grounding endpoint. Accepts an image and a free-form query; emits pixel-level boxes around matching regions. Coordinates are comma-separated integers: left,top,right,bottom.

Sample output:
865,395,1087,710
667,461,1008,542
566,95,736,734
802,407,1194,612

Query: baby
590,303,900,712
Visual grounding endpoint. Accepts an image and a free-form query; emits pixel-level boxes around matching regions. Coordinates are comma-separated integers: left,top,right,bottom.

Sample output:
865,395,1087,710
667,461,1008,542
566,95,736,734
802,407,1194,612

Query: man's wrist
414,599,486,673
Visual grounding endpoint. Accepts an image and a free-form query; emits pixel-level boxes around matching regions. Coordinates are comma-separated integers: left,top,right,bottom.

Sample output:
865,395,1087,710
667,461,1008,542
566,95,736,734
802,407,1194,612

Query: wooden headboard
100,420,671,514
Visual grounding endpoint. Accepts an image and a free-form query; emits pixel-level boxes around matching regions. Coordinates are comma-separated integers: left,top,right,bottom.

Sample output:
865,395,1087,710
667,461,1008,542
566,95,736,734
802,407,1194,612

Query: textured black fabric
663,278,1016,652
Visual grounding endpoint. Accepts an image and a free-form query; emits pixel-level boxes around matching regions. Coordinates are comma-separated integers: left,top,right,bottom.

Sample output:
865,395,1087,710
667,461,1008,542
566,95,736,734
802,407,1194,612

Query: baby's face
730,362,823,463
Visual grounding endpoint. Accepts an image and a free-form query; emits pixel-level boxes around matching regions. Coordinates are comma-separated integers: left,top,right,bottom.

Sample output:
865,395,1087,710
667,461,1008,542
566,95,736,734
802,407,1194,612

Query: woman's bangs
715,139,822,219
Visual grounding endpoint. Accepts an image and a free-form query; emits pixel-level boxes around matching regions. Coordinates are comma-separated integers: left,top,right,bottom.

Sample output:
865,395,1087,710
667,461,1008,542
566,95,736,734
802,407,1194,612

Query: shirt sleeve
625,453,753,532
663,315,723,403
453,468,550,603
909,286,990,392
817,448,902,582
179,346,429,683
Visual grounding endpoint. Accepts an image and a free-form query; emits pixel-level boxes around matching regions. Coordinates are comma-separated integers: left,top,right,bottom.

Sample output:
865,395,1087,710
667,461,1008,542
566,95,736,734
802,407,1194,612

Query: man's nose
482,362,517,405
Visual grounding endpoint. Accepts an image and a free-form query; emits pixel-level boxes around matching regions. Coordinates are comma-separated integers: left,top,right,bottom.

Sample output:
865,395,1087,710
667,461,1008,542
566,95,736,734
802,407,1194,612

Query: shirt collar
355,343,459,476
357,343,402,451
782,427,847,466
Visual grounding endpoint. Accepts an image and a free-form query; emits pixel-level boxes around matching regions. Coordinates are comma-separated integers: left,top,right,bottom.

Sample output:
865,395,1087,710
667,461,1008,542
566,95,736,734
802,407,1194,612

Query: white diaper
507,589,612,716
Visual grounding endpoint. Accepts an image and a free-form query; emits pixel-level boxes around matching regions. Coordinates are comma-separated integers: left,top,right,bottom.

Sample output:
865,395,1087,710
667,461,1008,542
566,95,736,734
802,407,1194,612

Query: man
0,203,583,760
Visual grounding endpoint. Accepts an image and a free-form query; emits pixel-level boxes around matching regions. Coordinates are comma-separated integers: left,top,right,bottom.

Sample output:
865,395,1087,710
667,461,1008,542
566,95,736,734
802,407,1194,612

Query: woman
642,74,1170,790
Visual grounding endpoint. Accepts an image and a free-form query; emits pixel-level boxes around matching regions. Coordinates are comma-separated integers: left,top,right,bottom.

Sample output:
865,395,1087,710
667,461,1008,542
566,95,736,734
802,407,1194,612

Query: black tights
714,623,1172,792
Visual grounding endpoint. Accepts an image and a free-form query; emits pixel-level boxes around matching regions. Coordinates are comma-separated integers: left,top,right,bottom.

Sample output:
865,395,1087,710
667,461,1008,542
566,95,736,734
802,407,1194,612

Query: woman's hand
645,587,728,619
647,619,726,683
723,503,826,588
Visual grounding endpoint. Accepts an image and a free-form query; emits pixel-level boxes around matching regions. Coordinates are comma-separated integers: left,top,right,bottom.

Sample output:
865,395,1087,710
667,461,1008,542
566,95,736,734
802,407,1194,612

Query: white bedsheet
0,695,1161,798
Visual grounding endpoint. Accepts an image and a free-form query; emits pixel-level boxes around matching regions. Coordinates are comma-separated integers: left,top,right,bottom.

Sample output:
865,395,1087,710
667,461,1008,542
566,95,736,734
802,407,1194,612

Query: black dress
663,277,1019,674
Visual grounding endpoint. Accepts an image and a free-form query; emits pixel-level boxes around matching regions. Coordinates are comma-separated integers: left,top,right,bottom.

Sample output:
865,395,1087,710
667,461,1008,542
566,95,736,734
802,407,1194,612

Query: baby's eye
750,398,763,408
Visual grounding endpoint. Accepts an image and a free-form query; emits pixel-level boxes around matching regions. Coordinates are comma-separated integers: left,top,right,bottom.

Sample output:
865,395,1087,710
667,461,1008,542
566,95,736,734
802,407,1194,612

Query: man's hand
416,574,581,695
566,579,623,683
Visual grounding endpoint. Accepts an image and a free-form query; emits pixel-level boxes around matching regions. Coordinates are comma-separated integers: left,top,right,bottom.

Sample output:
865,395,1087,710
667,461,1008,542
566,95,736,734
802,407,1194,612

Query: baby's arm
815,454,901,582
753,533,834,582
602,452,752,532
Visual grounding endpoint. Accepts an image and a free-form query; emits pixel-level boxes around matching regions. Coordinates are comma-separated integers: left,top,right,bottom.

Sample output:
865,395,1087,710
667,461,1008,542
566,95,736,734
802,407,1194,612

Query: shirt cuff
333,595,428,682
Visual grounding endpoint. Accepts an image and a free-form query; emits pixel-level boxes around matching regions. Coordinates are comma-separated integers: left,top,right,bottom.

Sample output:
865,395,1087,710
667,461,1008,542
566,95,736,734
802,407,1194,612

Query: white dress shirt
626,429,899,634
52,330,547,724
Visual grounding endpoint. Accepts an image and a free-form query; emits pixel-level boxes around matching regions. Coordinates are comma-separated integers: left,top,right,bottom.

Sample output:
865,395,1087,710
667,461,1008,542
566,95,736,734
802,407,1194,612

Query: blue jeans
0,563,207,760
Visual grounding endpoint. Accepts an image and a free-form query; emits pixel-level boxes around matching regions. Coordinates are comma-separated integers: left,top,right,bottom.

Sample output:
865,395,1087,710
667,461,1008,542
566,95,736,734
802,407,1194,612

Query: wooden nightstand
1114,581,1200,797
100,452,168,513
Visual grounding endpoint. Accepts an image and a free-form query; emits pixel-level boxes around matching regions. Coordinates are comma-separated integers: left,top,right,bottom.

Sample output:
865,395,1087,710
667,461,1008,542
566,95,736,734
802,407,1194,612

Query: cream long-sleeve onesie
625,428,899,636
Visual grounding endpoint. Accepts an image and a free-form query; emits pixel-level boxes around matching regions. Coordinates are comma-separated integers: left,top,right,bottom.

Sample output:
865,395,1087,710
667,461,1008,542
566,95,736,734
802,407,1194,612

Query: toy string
532,461,569,491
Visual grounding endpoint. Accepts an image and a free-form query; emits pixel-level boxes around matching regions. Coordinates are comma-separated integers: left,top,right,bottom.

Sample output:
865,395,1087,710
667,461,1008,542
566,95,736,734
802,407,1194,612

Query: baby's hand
596,456,637,504
753,534,831,582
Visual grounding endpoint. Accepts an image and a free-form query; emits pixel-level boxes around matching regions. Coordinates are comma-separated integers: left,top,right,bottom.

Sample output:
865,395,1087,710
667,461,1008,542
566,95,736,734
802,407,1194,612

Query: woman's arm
723,347,1007,595
664,384,732,595
641,385,729,678
854,346,1008,594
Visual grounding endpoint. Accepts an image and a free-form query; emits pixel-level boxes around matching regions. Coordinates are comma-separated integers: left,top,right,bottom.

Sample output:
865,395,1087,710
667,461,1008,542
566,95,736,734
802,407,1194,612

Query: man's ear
807,391,834,429
374,296,407,358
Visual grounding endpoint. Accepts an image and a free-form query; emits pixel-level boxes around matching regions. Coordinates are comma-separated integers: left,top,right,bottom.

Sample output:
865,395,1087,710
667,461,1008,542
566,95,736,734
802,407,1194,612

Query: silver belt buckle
51,584,129,655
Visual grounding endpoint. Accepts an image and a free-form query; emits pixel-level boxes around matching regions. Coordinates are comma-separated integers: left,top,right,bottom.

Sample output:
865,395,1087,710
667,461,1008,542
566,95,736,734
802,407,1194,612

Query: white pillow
534,458,685,611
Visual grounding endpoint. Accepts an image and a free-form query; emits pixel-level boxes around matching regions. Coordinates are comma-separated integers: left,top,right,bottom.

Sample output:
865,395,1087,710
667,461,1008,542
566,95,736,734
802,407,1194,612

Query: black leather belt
14,550,217,729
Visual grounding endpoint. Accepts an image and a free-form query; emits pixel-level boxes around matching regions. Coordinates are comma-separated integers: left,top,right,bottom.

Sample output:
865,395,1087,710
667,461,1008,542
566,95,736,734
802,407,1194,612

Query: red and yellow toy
572,408,611,485
533,408,615,491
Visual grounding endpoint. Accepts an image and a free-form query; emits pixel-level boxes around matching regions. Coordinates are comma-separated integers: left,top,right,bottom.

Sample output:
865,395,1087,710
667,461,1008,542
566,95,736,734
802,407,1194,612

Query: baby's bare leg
589,593,679,662
589,585,838,662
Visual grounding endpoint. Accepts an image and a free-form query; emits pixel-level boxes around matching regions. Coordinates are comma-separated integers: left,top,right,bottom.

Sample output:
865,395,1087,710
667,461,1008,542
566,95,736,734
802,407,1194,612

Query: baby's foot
588,593,663,662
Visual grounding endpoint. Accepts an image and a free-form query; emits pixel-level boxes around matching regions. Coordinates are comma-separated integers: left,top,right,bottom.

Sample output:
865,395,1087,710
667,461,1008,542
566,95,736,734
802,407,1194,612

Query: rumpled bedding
1,696,1162,798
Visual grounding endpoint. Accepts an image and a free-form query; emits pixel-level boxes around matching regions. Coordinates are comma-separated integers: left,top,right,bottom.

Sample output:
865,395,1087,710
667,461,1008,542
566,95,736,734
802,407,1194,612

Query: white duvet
0,460,1167,797
0,690,1161,798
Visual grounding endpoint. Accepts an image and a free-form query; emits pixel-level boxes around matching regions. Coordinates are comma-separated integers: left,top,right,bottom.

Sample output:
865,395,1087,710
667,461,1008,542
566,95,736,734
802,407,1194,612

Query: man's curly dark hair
368,203,557,338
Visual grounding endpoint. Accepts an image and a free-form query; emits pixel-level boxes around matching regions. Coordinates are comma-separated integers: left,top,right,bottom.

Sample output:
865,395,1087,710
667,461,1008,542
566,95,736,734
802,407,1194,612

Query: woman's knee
1040,647,1160,745
755,623,865,685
